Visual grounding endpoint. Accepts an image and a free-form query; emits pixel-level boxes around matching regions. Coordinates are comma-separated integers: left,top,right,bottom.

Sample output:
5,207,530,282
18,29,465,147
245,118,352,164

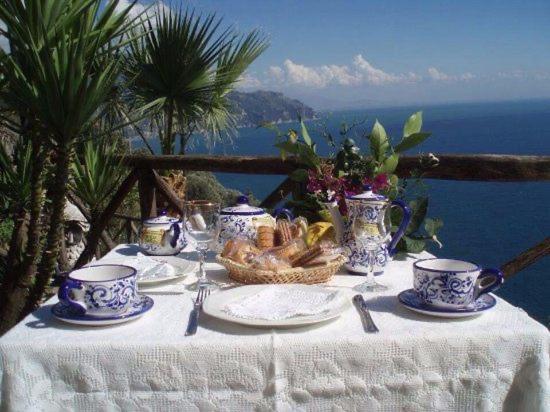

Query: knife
353,294,379,333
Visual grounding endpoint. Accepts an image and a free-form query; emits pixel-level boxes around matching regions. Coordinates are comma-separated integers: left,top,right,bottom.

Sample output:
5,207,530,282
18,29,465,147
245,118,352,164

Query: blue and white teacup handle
58,279,86,315
387,199,412,256
273,207,294,221
474,268,503,299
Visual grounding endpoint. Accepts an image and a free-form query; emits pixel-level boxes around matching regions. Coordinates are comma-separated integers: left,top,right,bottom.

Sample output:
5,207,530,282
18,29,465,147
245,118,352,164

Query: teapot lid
346,185,387,201
221,195,266,216
143,210,180,225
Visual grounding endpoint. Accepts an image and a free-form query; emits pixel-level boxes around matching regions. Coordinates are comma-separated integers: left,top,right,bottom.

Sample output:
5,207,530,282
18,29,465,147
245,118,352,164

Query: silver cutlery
353,294,379,333
185,285,210,336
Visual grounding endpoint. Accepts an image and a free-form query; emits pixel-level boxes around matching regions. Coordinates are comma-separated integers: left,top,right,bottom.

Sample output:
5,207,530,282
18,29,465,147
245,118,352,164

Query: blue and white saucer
397,289,496,318
52,294,154,326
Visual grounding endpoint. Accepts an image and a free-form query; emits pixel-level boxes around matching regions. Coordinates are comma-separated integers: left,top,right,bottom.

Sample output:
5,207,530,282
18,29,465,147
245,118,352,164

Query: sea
135,99,550,325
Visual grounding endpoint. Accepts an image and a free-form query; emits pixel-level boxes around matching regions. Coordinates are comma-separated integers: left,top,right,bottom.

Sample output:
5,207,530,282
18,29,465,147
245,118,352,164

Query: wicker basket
216,255,347,285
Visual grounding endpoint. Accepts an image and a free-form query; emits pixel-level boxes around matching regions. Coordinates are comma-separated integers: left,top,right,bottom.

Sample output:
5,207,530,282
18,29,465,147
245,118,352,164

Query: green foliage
369,120,390,162
0,0,138,145
0,139,32,212
271,117,321,171
124,6,268,154
185,172,253,207
269,114,442,254
0,219,14,246
71,138,126,213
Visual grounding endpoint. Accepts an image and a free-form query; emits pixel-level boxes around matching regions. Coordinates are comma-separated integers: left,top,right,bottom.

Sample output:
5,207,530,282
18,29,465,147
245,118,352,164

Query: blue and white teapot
327,185,412,274
219,196,292,246
139,212,186,256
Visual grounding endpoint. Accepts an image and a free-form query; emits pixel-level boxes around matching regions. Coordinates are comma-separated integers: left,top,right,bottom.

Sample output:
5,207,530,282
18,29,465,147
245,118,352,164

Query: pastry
269,238,306,260
290,244,324,267
256,226,275,250
222,238,261,264
251,253,291,271
275,220,294,245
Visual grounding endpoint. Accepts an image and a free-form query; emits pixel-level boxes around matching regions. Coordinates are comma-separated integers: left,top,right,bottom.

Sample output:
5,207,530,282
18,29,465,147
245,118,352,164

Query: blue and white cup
413,258,503,309
58,265,138,317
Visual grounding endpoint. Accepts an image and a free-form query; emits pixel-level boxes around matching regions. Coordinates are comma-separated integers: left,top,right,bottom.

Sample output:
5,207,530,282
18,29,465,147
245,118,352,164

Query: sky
122,0,550,109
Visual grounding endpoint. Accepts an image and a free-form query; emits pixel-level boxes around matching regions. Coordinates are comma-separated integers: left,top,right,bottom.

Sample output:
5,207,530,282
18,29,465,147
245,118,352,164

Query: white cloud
428,67,450,81
428,67,475,82
497,70,525,79
268,55,420,88
282,59,331,87
114,0,169,21
353,54,402,85
237,73,262,89
268,66,285,82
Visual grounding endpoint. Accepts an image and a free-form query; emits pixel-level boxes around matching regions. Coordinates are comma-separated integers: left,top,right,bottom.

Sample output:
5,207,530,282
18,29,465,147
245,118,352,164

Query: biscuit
276,220,294,245
256,225,275,250
290,244,324,267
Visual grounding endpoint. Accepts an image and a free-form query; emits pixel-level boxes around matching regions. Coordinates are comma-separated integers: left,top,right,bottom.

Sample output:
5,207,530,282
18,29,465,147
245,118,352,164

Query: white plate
203,284,351,328
99,256,197,285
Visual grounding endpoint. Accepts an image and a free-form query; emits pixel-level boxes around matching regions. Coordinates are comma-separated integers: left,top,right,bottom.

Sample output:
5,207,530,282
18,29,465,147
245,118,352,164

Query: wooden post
138,169,157,219
260,177,294,209
125,219,133,244
501,237,550,279
151,171,184,215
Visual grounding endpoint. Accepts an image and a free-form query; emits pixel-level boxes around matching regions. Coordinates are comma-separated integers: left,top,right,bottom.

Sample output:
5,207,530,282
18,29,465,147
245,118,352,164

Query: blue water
138,99,550,325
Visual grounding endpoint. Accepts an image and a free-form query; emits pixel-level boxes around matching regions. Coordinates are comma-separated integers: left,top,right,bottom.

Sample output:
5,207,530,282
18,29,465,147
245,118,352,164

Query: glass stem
198,247,207,283
366,249,376,285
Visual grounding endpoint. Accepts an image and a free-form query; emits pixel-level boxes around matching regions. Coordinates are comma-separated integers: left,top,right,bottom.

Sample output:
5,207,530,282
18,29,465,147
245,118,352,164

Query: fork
185,285,210,336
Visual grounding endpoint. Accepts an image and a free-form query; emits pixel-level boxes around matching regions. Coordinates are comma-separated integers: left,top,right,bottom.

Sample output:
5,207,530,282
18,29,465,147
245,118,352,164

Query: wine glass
184,200,220,290
352,211,390,293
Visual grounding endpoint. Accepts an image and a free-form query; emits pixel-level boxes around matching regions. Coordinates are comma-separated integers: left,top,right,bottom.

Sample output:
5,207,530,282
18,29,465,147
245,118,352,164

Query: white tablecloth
1,244,548,411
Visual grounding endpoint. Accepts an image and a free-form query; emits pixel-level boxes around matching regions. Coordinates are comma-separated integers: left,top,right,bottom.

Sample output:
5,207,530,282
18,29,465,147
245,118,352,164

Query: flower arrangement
267,112,442,253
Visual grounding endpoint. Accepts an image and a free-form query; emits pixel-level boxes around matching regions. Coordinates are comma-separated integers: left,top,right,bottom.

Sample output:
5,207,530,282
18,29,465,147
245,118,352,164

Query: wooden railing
75,153,550,279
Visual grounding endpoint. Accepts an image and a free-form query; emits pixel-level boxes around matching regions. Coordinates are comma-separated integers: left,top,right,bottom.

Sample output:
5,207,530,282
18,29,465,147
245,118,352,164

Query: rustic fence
72,153,550,279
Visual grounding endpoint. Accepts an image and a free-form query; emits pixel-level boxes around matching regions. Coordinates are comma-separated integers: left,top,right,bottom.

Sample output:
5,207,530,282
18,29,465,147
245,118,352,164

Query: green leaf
369,120,389,162
290,168,309,182
406,197,428,234
424,217,443,237
288,129,298,144
394,132,431,153
378,153,399,174
274,141,300,155
300,119,312,146
403,111,422,137
403,235,426,253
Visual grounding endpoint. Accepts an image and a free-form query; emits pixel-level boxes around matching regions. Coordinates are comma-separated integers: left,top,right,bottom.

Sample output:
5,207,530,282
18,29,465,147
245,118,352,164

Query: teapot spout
324,201,344,246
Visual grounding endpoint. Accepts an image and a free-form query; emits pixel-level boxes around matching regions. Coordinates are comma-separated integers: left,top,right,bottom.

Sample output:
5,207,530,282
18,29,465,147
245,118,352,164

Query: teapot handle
273,207,294,221
169,222,181,248
387,199,412,256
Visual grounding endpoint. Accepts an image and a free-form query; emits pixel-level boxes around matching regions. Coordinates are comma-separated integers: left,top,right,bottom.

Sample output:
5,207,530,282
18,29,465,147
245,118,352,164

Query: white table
1,244,548,411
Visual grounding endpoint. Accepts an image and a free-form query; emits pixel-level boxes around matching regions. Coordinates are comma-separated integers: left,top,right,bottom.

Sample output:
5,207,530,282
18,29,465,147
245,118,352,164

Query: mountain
228,90,316,127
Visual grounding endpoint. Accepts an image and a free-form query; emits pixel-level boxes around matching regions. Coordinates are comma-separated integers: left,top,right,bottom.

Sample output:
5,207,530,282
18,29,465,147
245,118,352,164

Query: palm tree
124,7,269,155
71,137,126,266
0,0,139,330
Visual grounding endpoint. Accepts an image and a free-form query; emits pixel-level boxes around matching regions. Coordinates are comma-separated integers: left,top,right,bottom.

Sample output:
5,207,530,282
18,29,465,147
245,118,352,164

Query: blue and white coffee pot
327,185,412,274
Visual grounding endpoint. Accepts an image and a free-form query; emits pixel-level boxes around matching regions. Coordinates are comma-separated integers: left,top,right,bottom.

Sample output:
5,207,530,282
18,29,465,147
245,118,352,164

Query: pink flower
363,173,389,192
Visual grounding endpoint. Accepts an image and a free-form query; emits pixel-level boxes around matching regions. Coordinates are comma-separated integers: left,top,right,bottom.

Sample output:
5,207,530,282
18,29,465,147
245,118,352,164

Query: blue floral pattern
219,215,255,245
414,270,476,306
84,276,137,314
343,202,389,273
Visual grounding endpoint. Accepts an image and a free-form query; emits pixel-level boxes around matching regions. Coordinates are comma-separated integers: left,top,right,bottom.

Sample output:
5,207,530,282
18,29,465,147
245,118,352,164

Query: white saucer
398,289,496,318
51,294,154,326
